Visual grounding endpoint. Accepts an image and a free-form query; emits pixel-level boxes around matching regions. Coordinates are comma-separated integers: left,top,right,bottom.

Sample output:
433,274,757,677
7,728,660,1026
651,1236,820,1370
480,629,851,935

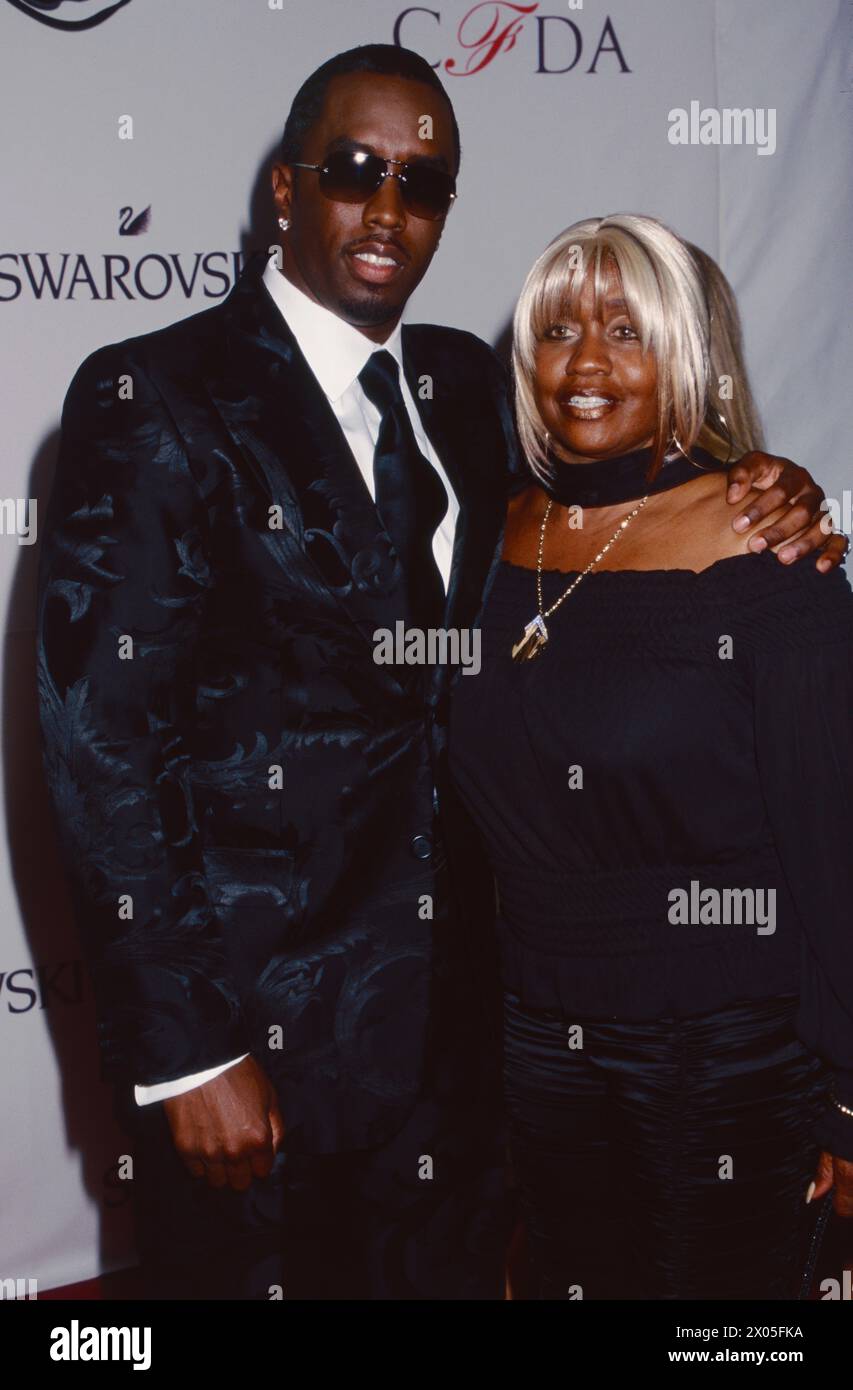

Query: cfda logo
394,2,629,77
5,0,133,30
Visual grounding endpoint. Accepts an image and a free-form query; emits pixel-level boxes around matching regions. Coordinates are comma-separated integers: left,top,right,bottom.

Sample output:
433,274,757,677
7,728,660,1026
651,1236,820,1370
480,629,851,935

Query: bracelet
829,1085,853,1119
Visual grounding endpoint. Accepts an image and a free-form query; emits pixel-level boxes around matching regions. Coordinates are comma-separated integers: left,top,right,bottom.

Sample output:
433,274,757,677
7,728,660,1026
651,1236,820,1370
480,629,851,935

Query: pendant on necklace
511,613,549,662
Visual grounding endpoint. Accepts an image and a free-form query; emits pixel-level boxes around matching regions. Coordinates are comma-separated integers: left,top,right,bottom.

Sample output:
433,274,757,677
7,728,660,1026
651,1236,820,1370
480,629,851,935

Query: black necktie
358,350,448,631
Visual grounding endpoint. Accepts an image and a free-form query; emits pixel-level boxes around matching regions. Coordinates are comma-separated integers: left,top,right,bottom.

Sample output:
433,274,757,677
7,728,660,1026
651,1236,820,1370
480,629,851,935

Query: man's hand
725,451,849,572
810,1149,853,1219
163,1055,285,1192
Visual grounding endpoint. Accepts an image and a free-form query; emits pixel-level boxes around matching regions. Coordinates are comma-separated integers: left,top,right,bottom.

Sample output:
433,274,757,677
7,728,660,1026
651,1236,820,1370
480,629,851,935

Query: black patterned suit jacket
35,252,522,1153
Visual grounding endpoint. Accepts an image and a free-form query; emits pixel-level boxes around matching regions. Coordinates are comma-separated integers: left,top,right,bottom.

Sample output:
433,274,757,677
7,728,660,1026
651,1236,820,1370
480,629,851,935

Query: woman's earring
710,405,735,465
278,217,290,232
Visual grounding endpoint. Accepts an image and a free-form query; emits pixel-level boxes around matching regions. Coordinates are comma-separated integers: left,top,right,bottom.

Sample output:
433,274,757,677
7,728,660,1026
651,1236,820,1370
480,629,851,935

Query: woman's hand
810,1150,853,1217
726,451,850,572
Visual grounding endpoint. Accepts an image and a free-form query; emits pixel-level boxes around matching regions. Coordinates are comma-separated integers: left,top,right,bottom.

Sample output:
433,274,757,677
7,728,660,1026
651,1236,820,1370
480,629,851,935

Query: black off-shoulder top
449,547,853,1160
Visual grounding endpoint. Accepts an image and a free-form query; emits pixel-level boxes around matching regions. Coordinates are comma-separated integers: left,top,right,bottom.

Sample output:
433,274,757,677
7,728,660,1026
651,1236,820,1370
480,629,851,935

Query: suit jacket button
410,834,432,861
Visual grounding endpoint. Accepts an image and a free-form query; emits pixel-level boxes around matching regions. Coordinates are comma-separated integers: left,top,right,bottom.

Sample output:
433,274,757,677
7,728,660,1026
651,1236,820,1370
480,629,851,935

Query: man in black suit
35,44,846,1300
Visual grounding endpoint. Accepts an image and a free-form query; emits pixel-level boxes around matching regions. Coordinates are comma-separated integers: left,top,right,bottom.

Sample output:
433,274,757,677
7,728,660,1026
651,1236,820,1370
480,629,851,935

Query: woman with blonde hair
685,240,766,458
449,214,853,1299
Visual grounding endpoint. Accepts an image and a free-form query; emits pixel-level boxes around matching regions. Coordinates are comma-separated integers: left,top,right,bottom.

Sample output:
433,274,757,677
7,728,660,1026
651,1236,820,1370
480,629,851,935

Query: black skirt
503,991,831,1300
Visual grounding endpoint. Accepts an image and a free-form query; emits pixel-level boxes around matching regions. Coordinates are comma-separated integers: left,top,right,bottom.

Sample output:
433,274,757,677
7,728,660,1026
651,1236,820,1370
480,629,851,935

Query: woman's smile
556,389,621,422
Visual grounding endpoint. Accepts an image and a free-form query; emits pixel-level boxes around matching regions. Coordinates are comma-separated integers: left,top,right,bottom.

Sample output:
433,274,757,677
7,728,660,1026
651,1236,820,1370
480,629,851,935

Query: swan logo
4,0,132,29
119,204,150,236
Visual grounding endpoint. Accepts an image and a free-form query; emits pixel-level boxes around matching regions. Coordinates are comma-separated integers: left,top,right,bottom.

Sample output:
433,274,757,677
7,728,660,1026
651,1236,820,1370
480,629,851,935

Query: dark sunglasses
290,150,457,222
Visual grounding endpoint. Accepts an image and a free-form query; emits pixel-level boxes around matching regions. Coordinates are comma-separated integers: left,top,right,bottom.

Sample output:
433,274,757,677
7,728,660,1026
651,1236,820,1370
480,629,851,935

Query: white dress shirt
135,254,460,1105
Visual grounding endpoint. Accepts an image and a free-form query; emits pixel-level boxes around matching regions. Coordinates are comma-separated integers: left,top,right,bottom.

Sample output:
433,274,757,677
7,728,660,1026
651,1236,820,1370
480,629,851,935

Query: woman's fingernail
732,515,750,532
749,536,767,552
779,547,796,563
805,1181,816,1204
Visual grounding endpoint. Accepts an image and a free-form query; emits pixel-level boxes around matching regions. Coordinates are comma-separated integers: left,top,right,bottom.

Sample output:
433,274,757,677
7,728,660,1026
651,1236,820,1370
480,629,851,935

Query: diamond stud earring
278,217,290,231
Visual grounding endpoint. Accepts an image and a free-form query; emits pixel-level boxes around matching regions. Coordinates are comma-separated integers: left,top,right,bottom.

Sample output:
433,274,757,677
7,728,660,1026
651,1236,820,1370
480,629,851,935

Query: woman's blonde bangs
521,231,664,364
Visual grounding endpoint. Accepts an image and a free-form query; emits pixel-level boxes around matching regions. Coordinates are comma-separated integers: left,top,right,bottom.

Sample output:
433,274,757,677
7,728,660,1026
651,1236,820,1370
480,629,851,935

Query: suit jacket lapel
200,256,508,704
401,329,508,699
201,256,425,685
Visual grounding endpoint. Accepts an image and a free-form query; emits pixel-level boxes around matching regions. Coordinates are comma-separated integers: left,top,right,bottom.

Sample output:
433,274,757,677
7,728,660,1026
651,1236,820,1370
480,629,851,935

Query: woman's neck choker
539,444,730,509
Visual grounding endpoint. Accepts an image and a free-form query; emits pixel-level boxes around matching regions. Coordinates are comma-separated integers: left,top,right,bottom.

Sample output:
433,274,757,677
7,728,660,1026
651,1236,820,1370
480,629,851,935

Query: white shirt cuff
134,1053,251,1106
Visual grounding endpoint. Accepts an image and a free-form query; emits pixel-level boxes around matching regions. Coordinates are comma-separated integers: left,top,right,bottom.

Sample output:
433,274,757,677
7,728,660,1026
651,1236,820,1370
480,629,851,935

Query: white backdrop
1,0,850,1291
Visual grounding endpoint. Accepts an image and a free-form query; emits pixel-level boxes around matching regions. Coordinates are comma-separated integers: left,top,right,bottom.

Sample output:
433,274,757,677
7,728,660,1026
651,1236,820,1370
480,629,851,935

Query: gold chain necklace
511,494,651,661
